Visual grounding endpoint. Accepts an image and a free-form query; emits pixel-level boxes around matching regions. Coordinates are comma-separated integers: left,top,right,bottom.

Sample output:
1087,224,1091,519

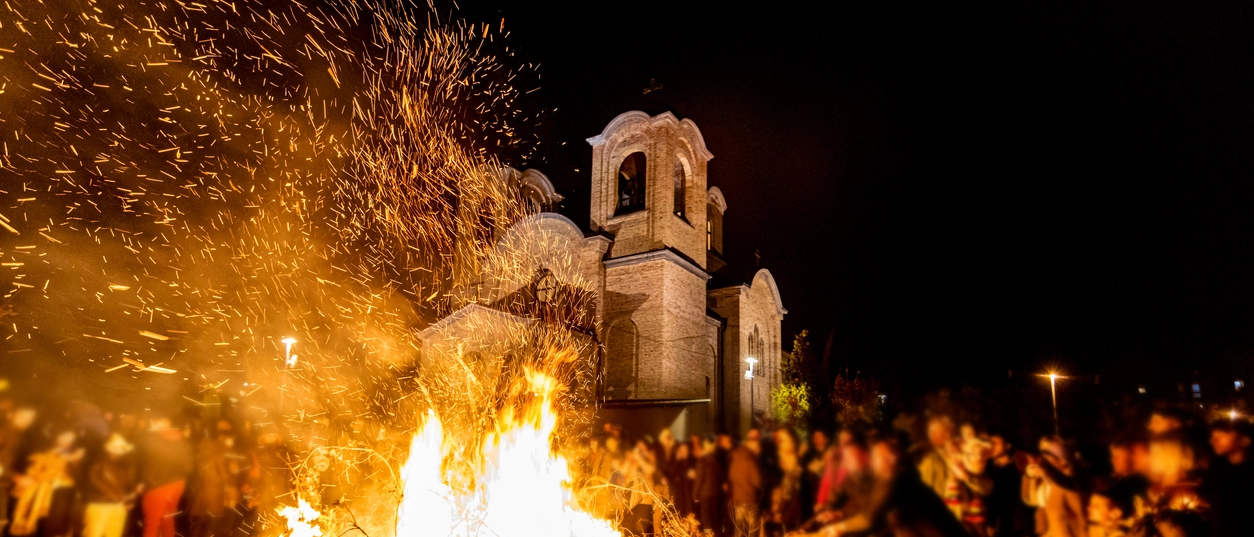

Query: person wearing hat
83,433,138,537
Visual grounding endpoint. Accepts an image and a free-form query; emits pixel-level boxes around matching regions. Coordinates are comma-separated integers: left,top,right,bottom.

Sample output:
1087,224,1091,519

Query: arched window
606,318,640,398
748,325,764,375
673,159,686,219
706,204,722,254
760,337,767,385
762,326,772,386
616,152,647,215
768,328,776,386
767,326,777,386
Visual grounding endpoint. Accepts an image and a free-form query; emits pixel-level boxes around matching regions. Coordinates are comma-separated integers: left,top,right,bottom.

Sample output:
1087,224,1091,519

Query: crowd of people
1,393,1252,537
582,408,1253,537
0,399,292,537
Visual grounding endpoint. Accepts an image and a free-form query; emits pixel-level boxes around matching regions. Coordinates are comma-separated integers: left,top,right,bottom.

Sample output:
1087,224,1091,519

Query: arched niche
616,152,647,216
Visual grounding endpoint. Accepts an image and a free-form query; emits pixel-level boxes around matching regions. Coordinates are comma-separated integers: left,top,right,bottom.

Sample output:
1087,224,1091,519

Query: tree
785,330,831,429
771,383,812,430
782,330,810,386
830,371,881,428
784,329,884,430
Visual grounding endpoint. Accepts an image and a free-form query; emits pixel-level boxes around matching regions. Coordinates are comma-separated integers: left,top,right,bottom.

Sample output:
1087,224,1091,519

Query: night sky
467,1,1254,388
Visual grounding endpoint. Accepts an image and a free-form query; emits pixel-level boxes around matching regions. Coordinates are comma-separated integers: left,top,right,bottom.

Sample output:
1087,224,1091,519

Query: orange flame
280,371,616,537
395,371,616,537
277,499,323,537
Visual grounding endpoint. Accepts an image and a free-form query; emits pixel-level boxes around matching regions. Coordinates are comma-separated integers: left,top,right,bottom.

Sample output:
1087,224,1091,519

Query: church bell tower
587,111,716,403
588,112,712,264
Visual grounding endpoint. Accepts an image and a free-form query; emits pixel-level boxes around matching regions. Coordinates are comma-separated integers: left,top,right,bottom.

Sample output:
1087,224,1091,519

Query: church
416,111,786,437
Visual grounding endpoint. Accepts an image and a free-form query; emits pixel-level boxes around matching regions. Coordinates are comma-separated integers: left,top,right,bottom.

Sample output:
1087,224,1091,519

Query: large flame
395,371,616,537
277,499,323,537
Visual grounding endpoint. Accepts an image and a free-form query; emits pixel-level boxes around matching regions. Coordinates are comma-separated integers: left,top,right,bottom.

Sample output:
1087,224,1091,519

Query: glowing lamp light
279,336,299,411
1231,409,1239,420
1037,370,1067,436
282,337,298,367
745,356,761,423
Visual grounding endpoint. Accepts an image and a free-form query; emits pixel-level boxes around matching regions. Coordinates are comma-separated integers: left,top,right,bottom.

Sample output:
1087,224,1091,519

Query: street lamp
1037,371,1066,436
283,337,298,366
280,337,297,411
745,357,758,426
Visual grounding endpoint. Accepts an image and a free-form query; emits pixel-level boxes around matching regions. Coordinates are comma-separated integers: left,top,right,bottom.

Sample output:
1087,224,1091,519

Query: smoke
0,0,560,449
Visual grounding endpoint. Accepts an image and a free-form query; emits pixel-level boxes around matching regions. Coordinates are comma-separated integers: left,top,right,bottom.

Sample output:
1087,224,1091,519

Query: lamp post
280,337,297,411
745,357,758,426
1037,371,1065,437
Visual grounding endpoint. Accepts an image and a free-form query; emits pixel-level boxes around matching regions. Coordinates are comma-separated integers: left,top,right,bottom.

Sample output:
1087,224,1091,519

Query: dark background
462,1,1254,391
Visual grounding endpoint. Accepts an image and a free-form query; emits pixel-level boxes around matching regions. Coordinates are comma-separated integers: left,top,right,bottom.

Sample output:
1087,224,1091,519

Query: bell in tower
586,111,713,265
588,111,716,404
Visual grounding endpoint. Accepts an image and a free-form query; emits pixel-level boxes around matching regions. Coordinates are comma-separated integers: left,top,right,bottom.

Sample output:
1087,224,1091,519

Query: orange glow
282,371,616,537
277,499,322,537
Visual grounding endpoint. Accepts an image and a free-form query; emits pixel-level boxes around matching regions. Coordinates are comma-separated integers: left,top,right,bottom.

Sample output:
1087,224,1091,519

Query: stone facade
708,270,788,433
587,111,712,265
589,111,785,435
603,251,711,401
420,111,786,437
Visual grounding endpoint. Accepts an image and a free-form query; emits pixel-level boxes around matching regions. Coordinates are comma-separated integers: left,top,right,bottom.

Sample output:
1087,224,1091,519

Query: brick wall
589,112,711,268
709,271,785,434
603,255,714,401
